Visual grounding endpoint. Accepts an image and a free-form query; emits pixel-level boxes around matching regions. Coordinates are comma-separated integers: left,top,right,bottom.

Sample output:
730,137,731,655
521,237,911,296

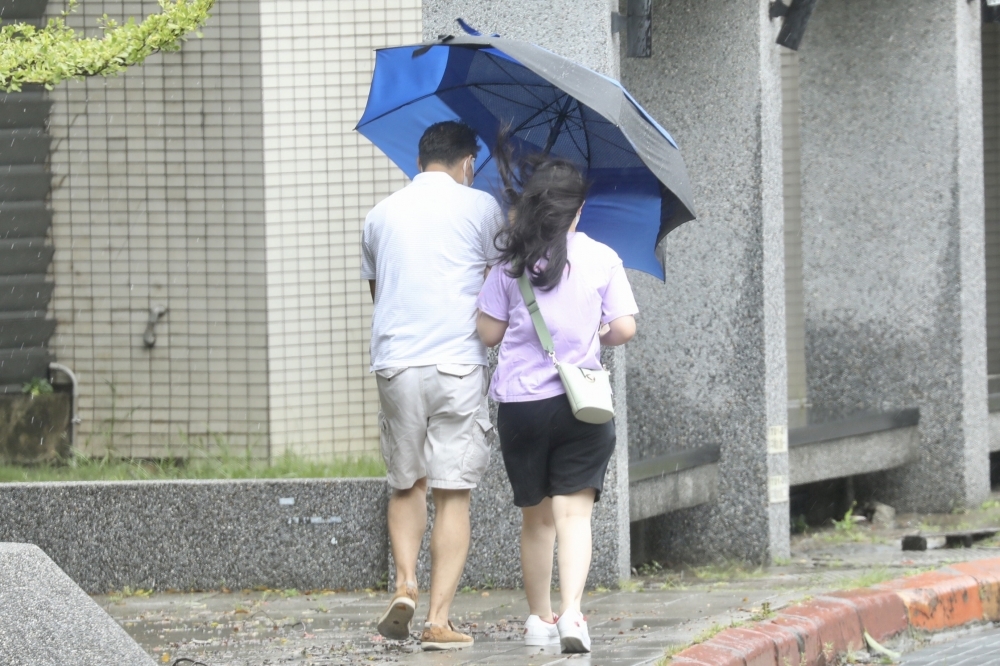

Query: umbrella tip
456,18,499,38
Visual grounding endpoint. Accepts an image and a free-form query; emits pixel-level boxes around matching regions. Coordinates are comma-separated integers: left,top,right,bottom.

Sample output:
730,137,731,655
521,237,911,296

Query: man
361,121,503,650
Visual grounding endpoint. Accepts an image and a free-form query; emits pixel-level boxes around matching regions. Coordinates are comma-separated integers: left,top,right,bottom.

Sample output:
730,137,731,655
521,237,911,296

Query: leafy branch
0,0,215,92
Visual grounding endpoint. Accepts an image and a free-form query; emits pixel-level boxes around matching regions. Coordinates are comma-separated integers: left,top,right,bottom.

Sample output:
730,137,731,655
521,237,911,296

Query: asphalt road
903,626,1000,665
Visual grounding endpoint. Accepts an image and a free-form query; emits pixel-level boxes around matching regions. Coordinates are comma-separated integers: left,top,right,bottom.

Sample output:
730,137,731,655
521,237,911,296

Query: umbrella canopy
356,34,696,279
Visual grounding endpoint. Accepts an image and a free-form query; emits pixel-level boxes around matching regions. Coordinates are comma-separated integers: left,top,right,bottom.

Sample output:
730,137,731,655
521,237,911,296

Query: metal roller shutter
782,47,808,408
986,24,1000,392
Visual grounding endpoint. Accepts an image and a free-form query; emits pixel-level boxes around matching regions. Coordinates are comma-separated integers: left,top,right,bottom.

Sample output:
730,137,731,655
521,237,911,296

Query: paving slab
94,535,1000,665
74,498,1000,666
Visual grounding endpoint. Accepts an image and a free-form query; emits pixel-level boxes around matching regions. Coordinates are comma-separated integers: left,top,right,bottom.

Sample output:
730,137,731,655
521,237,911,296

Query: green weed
619,578,643,592
0,448,385,483
691,561,765,581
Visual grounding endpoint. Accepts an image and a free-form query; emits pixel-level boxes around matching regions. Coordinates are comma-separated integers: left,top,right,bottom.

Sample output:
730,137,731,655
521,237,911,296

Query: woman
475,145,638,654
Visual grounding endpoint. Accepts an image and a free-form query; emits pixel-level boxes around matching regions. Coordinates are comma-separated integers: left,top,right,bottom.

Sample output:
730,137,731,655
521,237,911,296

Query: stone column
799,1,988,512
419,0,630,587
621,0,790,564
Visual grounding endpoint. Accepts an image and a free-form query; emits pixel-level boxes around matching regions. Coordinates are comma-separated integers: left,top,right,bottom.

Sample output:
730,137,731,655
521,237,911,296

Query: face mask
462,157,475,187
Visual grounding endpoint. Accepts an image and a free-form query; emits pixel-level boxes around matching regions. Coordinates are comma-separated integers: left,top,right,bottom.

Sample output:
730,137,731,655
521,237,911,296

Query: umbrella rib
504,94,568,138
578,100,592,165
473,96,567,177
467,84,561,113
566,125,589,164
482,52,551,106
358,82,558,127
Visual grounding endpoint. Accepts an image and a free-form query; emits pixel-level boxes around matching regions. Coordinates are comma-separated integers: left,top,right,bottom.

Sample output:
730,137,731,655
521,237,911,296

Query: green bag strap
516,272,556,359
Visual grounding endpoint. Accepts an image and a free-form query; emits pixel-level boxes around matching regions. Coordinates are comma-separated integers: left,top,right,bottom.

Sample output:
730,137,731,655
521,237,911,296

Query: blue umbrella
356,32,696,279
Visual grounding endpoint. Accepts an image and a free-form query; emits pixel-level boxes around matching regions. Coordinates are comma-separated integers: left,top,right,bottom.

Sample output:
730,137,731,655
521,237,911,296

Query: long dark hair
493,132,588,291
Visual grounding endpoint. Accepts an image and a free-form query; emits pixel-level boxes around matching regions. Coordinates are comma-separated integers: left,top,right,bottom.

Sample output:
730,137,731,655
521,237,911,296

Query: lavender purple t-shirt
476,232,639,403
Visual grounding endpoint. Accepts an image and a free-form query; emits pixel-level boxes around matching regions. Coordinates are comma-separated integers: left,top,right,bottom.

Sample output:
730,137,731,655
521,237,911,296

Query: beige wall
260,0,421,459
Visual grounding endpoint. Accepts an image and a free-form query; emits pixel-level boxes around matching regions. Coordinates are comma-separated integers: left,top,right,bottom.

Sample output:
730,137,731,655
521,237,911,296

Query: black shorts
496,394,617,508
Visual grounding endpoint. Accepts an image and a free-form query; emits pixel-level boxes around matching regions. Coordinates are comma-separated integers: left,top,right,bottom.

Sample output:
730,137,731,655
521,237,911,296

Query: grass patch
690,561,766,582
834,568,897,590
0,449,386,483
619,578,644,592
658,620,743,664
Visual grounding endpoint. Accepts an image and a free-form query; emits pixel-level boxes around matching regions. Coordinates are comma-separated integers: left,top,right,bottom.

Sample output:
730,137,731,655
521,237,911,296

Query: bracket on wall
984,0,1000,24
612,0,652,58
771,0,819,51
143,304,168,348
611,11,627,34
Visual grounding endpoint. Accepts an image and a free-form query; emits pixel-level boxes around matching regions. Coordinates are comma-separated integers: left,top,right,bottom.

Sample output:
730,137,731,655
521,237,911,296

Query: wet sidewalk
101,533,1000,665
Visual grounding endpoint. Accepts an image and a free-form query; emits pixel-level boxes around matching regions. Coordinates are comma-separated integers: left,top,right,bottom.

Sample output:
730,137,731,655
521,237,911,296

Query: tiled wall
259,0,421,458
47,0,270,458
46,0,421,460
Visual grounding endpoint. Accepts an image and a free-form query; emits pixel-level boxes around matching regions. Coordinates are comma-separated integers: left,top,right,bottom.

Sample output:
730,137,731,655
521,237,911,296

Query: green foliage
982,498,1000,511
833,502,858,533
21,377,54,396
1,0,214,92
749,601,774,622
619,578,643,592
635,560,664,576
792,513,809,534
691,561,765,581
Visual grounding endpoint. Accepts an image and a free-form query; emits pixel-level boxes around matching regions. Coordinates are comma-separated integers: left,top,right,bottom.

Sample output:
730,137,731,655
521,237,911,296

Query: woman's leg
520,498,556,620
552,488,597,616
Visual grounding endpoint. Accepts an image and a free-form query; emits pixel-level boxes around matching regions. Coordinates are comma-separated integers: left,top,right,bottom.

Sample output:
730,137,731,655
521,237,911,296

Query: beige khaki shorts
375,364,492,490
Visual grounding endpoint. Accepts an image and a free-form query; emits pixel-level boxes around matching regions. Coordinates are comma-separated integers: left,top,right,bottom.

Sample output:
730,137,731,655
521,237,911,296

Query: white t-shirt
361,172,505,371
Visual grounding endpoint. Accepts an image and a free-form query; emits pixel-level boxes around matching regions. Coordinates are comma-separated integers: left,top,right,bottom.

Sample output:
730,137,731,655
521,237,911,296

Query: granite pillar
417,0,631,588
621,0,790,564
799,1,989,512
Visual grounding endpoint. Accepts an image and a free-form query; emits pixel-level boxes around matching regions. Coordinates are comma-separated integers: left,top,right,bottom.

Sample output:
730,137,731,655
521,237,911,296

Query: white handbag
516,273,614,424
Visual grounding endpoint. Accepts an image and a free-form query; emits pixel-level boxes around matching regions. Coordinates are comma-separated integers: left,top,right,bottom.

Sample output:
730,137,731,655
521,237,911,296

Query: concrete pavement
100,535,1000,665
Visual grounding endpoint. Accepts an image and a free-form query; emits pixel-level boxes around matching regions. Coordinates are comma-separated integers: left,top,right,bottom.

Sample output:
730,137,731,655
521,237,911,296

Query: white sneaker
523,614,560,646
557,610,591,653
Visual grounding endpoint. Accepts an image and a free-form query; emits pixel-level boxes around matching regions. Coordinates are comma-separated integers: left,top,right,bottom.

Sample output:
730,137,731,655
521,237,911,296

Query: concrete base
0,542,154,666
629,463,718,522
789,427,919,486
0,479,388,593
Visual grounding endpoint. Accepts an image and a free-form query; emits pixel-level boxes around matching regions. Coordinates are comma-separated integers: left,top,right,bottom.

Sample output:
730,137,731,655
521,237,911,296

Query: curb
667,556,1000,665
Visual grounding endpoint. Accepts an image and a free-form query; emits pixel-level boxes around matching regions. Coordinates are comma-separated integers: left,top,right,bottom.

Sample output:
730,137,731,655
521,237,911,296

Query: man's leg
520,498,556,621
426,487,471,626
388,476,428,590
375,367,429,640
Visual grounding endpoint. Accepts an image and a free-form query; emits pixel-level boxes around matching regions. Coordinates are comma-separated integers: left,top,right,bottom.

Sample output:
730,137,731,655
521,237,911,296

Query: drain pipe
49,363,82,450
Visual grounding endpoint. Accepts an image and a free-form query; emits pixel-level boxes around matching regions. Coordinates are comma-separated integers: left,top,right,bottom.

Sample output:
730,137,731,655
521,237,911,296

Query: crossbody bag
515,273,614,424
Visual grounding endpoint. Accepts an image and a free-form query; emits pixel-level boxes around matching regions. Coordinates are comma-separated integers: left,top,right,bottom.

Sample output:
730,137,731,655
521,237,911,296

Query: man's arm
368,280,376,302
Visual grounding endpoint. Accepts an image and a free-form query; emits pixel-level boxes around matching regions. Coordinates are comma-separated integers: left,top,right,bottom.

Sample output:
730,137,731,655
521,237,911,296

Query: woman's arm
599,315,636,346
477,310,508,347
